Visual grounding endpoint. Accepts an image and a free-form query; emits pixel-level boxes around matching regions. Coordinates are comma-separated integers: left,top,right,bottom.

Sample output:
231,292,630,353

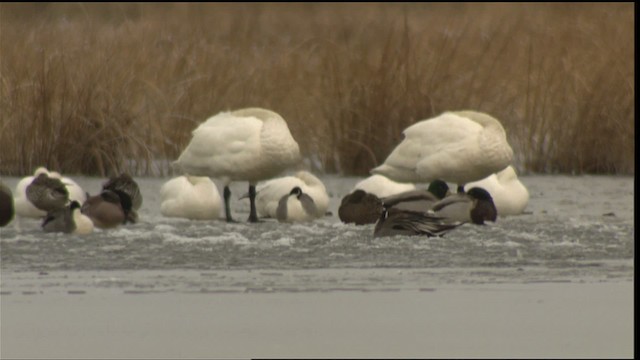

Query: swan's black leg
248,184,260,223
223,186,236,223
457,184,465,194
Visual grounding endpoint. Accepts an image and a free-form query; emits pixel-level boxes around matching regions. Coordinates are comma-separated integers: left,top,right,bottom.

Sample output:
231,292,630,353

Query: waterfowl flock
0,108,530,239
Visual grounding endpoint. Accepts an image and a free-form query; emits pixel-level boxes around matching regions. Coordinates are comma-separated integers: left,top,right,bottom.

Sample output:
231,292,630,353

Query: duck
380,179,451,212
373,206,463,238
250,171,329,218
464,165,529,216
25,173,69,213
81,189,132,229
338,189,384,225
352,174,415,198
14,167,85,218
57,173,86,205
0,181,15,227
160,175,222,220
42,200,94,235
275,186,319,223
371,110,513,193
172,108,301,223
102,173,142,211
429,187,497,225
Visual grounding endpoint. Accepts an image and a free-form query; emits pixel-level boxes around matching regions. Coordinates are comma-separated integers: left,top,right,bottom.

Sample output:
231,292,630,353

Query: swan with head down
173,108,301,223
250,170,329,219
160,175,222,220
371,110,513,192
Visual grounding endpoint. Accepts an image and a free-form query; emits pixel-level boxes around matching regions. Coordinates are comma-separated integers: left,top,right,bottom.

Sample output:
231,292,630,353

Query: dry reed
0,3,634,176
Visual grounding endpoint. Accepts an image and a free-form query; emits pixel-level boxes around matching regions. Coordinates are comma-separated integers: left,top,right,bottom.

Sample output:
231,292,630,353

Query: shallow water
0,175,634,291
0,175,634,358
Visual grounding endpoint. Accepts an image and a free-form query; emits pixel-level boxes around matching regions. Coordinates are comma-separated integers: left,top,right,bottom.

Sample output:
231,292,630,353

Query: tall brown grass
0,3,634,176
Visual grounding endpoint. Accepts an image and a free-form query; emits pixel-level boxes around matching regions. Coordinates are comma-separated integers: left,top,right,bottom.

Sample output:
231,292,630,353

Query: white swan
173,108,301,222
252,171,328,219
371,110,513,192
464,165,529,216
160,176,222,220
14,167,86,219
352,174,416,198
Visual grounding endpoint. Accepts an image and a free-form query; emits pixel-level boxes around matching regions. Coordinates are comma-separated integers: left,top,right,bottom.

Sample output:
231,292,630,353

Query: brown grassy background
0,3,634,177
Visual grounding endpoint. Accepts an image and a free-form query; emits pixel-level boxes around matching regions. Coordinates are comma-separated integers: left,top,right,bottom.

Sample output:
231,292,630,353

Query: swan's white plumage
160,176,222,220
464,165,529,216
255,171,328,218
173,108,301,184
371,111,514,185
352,174,416,199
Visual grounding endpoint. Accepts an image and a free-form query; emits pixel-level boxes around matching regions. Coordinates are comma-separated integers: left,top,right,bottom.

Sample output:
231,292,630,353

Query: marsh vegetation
0,3,634,176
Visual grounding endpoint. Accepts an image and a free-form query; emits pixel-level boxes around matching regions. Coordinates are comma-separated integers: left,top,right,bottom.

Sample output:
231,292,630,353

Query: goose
160,176,222,220
338,189,384,225
173,108,301,223
81,189,132,229
250,171,329,218
381,179,451,212
102,173,142,211
373,206,463,238
429,187,497,225
25,173,69,213
0,181,15,227
42,201,94,235
352,174,416,198
275,186,318,223
371,110,513,193
14,167,85,218
464,165,529,216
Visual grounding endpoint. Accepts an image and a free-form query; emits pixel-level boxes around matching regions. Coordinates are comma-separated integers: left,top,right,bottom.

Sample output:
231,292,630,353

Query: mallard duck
430,187,497,225
102,173,142,211
160,176,222,220
14,167,85,218
373,206,463,238
25,173,69,213
381,179,451,212
371,110,513,193
42,201,94,235
464,165,529,216
0,181,15,227
173,108,301,223
338,189,383,225
81,189,132,229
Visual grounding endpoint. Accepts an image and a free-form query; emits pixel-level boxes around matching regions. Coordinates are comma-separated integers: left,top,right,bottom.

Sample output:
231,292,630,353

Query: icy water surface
0,175,634,292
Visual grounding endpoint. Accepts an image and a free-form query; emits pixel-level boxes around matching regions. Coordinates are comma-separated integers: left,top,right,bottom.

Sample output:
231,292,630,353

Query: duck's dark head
428,180,450,199
467,187,497,224
289,186,303,198
69,200,81,210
